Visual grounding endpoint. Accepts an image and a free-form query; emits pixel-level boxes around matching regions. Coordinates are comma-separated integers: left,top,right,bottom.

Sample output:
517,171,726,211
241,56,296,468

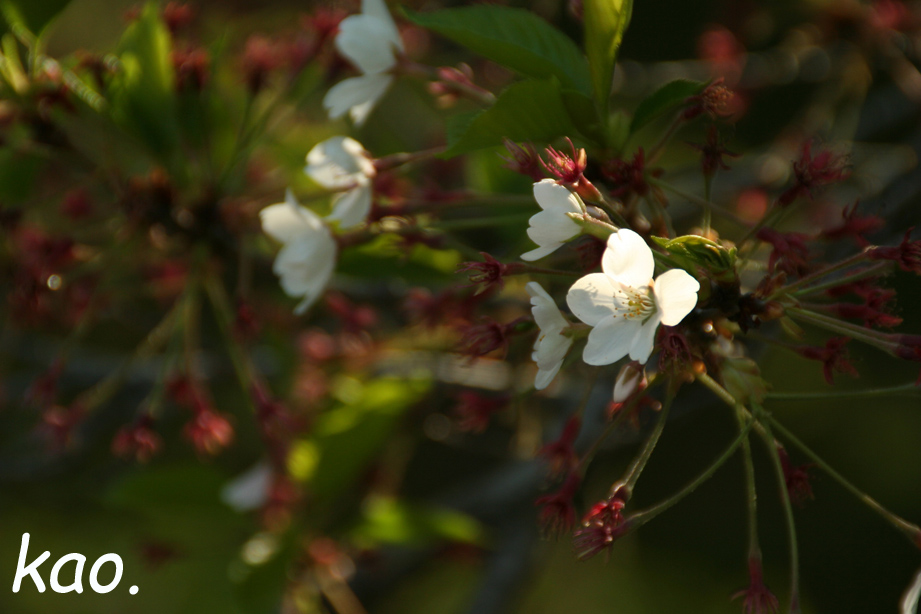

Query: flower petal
582,315,641,366
335,14,400,75
272,229,337,314
360,0,403,51
566,273,619,326
602,228,655,287
628,314,661,363
534,360,563,391
305,136,374,189
521,243,561,261
526,209,579,246
327,185,372,228
221,462,271,512
526,281,568,332
259,190,323,244
654,268,701,326
533,178,584,214
323,73,392,125
536,331,572,369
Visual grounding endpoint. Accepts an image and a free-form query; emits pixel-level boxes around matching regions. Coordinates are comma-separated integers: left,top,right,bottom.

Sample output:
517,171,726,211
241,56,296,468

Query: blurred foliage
1,0,921,614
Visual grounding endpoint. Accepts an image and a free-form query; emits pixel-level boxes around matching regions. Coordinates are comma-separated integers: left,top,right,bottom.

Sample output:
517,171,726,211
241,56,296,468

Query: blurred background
2,0,921,613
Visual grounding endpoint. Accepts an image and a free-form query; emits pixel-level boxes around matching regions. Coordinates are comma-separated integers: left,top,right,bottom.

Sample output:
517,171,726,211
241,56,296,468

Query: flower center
614,285,656,322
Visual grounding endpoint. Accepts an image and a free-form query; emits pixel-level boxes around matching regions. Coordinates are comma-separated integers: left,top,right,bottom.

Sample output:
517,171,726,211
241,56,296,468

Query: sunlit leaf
445,79,577,157
405,5,591,96
584,0,633,110
351,497,486,547
289,377,431,500
651,234,737,282
109,1,179,161
0,0,72,35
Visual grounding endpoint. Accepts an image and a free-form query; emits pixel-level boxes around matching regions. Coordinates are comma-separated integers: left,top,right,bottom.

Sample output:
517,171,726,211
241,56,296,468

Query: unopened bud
761,301,785,321
613,361,647,403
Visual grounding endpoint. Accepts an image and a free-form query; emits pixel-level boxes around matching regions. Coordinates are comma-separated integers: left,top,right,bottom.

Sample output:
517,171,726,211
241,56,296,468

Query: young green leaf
0,0,73,36
351,497,485,547
629,79,706,135
109,2,179,162
445,78,577,157
584,0,633,110
289,377,431,500
405,5,591,97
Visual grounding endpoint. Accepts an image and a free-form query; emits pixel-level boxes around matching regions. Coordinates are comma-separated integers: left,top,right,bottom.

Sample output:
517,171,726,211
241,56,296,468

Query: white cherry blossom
323,0,404,125
566,229,700,366
260,190,337,314
521,179,586,261
304,136,375,228
526,281,573,390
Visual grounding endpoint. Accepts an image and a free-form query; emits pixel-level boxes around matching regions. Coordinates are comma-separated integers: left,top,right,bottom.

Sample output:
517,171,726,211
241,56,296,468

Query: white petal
602,228,655,287
272,232,337,314
305,136,374,190
533,179,584,214
534,361,563,391
613,363,645,403
536,331,572,369
361,0,402,49
526,282,568,332
566,273,619,326
521,243,561,261
259,190,323,244
327,185,372,228
582,316,641,366
323,73,392,124
221,462,271,512
335,14,401,75
628,315,661,364
526,209,579,245
654,268,701,326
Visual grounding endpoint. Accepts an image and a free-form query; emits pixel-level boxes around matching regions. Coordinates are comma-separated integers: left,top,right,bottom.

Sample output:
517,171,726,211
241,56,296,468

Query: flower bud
613,361,647,404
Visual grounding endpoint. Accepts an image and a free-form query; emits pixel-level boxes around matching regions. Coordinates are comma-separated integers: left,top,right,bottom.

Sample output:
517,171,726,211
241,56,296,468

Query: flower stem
649,178,750,227
767,415,921,546
647,112,685,164
398,60,496,105
521,264,582,277
578,374,661,474
767,382,919,401
771,250,872,299
629,415,754,528
702,174,714,236
740,429,761,557
757,414,801,613
621,383,674,493
789,262,892,298
429,213,532,230
786,307,897,353
375,146,447,171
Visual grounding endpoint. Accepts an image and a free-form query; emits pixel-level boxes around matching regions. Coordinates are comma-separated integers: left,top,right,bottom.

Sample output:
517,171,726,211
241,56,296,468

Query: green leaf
109,2,179,161
629,79,707,135
0,0,73,35
584,0,633,110
405,5,591,96
651,234,737,282
351,497,486,548
561,89,605,148
445,79,577,157
289,377,431,500
0,149,43,203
